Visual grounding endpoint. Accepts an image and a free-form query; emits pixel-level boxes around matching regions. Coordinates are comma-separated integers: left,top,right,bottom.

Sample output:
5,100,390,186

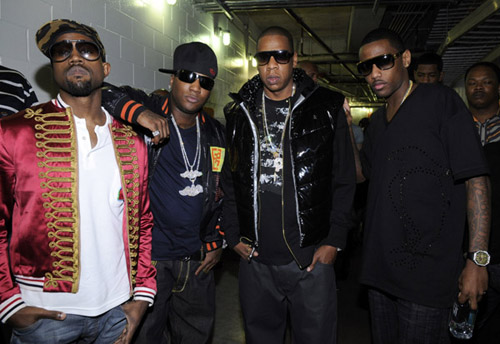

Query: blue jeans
10,305,126,344
368,288,451,344
134,259,215,344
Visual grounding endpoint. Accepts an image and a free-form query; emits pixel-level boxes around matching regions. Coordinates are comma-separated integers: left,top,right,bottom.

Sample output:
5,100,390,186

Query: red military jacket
0,100,156,322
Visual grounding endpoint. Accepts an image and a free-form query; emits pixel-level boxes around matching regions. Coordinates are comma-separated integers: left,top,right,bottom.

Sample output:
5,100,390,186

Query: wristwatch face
474,251,491,266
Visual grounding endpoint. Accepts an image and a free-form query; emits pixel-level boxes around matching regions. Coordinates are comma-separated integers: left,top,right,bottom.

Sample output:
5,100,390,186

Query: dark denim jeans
239,259,337,344
10,305,126,344
368,288,451,344
134,259,215,344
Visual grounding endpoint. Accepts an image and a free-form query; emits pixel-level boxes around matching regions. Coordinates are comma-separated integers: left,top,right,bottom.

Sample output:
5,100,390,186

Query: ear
170,74,175,89
439,71,445,82
402,49,411,69
292,51,298,68
102,62,111,78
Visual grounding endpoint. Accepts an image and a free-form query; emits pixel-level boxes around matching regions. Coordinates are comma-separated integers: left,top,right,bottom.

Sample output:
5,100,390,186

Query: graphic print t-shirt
256,95,294,265
259,97,289,193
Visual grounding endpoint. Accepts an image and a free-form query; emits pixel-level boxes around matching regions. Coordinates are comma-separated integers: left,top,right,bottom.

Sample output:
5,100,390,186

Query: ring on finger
152,130,160,137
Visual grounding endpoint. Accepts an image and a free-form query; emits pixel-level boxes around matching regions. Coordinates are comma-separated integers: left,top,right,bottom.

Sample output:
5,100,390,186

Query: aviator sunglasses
254,50,294,66
356,51,404,76
49,40,101,63
176,69,215,91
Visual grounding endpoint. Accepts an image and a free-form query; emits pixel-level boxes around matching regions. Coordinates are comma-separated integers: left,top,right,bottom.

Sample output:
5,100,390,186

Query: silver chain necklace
261,84,295,180
171,115,203,197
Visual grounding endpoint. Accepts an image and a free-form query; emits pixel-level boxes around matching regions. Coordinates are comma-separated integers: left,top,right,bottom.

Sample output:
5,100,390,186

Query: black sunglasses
356,51,404,76
49,40,101,63
176,70,215,91
254,50,293,66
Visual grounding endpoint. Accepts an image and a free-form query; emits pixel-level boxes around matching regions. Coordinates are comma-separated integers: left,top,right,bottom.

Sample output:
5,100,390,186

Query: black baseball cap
159,42,217,78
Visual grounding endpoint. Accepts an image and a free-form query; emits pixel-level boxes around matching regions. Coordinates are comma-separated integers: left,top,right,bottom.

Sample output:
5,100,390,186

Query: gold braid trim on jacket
25,107,80,292
111,123,140,284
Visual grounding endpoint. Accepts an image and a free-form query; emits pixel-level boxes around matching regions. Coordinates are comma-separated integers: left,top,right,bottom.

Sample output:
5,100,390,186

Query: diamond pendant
274,157,283,172
179,184,203,197
180,170,203,180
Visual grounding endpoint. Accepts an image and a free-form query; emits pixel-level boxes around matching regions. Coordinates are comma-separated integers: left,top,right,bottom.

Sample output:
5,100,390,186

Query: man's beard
64,79,93,97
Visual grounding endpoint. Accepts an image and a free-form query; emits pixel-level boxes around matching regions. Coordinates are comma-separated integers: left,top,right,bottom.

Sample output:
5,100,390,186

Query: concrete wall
0,0,258,121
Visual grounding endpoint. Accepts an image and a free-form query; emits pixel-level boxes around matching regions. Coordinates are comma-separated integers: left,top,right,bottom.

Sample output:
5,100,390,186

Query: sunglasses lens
254,51,292,66
177,70,196,83
199,77,215,91
376,54,395,70
357,54,397,76
357,62,371,76
177,70,214,91
274,51,292,64
254,52,271,65
49,40,100,62
50,42,73,62
76,42,100,61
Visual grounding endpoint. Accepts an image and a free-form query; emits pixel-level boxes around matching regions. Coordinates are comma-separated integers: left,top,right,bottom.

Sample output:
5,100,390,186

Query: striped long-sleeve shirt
473,112,500,146
0,65,38,117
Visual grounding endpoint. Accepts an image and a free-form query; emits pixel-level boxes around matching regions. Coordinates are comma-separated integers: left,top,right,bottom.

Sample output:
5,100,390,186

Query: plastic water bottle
449,300,477,339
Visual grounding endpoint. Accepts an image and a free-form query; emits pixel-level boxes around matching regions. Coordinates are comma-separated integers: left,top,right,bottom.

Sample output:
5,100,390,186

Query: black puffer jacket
223,69,355,264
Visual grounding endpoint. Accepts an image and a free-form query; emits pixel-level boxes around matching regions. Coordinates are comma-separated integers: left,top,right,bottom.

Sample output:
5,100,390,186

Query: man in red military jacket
0,19,156,344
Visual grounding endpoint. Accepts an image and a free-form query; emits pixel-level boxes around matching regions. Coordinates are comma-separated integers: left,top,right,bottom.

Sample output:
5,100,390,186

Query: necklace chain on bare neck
171,115,203,197
262,83,296,180
400,80,413,106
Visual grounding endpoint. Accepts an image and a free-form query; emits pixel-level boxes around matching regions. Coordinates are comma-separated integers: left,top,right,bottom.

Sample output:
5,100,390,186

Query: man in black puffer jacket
223,26,356,344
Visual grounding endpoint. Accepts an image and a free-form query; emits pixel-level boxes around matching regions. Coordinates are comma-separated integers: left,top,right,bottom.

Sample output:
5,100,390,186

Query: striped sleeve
0,294,26,323
205,239,223,252
118,99,148,124
133,286,156,306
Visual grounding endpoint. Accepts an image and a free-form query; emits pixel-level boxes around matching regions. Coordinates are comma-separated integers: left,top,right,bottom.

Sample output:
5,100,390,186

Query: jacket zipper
282,95,306,269
241,102,260,248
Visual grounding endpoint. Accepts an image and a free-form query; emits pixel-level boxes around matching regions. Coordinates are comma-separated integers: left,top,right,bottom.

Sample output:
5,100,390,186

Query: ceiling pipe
195,0,455,12
214,0,233,20
283,8,360,82
437,0,500,55
212,0,258,47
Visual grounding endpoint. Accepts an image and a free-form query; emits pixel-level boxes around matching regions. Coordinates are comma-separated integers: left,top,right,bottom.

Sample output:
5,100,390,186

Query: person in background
0,62,40,344
413,52,444,84
465,62,500,146
297,60,319,83
465,61,500,343
102,42,228,344
223,26,355,344
358,28,490,344
0,65,38,117
298,60,364,182
0,19,156,344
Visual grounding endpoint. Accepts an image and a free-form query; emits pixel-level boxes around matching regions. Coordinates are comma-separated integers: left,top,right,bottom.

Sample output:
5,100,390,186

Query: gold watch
467,250,491,267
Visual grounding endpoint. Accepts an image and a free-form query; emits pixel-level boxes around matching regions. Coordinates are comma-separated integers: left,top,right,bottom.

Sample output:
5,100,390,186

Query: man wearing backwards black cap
102,41,229,344
0,19,157,343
